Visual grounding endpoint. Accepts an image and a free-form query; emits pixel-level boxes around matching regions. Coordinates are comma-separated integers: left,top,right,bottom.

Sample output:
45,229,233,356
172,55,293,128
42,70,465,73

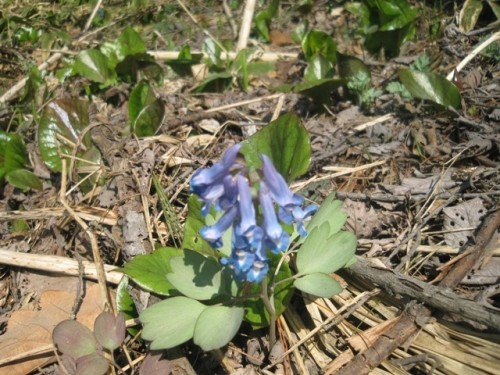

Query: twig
446,30,500,81
60,160,112,310
265,289,380,370
0,206,117,226
291,159,388,192
222,0,238,38
148,50,297,62
0,249,122,284
237,0,257,51
83,0,104,32
0,344,55,367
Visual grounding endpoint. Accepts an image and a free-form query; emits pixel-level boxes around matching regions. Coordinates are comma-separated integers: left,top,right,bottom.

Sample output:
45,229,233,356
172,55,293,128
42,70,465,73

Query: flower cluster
190,144,317,283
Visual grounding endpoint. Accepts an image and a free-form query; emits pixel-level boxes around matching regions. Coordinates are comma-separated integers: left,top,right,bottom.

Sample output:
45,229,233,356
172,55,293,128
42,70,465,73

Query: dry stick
83,0,104,32
446,30,500,81
60,159,112,310
336,208,500,375
0,343,55,367
265,289,380,370
0,249,122,284
237,0,257,51
0,207,117,225
438,208,500,287
222,0,238,38
343,257,500,331
149,50,297,62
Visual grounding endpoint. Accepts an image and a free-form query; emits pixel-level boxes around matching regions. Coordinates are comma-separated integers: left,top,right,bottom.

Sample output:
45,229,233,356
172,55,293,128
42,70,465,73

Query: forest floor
0,1,499,374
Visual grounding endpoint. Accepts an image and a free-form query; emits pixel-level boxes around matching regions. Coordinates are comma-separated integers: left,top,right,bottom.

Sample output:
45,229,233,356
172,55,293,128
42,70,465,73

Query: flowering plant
120,114,357,352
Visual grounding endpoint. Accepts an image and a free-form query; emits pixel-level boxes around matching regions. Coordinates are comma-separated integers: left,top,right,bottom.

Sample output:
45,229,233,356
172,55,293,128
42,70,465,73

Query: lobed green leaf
140,297,206,349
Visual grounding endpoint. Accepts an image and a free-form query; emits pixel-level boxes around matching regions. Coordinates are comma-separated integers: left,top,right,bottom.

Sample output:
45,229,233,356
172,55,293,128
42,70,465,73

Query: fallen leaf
443,197,486,248
0,283,106,374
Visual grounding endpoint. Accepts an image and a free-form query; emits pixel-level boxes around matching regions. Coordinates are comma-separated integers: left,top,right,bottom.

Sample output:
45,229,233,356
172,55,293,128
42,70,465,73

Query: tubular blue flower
259,182,290,253
261,155,303,208
189,144,241,199
199,205,238,248
246,261,269,283
216,174,238,211
290,204,318,237
234,174,263,250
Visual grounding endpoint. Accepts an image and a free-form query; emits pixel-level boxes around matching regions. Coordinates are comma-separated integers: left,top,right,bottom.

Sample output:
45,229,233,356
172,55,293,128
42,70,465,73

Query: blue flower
259,182,290,253
261,155,303,208
190,144,241,215
191,147,318,284
199,205,238,248
234,174,263,251
246,261,269,283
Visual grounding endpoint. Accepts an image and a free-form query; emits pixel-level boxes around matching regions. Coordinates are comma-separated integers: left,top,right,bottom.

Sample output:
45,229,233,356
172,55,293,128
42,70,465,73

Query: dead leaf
0,283,105,374
343,199,380,238
443,197,486,248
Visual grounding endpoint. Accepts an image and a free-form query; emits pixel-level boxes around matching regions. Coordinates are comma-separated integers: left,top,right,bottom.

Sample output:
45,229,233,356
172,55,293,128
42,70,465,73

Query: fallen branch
335,207,500,374
0,249,122,285
342,257,500,331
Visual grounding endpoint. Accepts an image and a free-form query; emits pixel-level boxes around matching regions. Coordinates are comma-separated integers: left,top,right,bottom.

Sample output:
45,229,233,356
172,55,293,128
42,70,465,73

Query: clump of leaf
338,53,381,107
255,0,280,41
52,312,127,375
71,26,163,89
345,0,417,58
0,131,42,191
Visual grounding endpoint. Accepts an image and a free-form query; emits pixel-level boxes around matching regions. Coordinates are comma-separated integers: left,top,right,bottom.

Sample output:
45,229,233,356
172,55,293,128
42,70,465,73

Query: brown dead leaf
0,283,105,375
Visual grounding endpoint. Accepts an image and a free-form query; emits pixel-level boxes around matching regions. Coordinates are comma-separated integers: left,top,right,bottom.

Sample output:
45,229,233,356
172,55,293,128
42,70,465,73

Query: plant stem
260,277,276,349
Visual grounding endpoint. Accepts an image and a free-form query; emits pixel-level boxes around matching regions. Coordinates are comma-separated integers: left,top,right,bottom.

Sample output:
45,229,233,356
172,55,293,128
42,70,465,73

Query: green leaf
74,49,115,85
116,53,164,84
191,72,233,93
129,81,165,137
117,26,146,59
203,38,222,67
302,30,337,63
487,0,500,19
337,53,371,83
166,45,200,77
232,48,250,91
374,0,417,31
116,276,139,336
275,78,343,108
306,193,346,236
296,224,357,275
193,305,244,350
140,296,206,349
304,54,334,81
99,41,121,69
0,131,28,179
6,169,43,191
254,0,280,41
167,250,225,300
119,247,179,296
240,113,310,182
399,69,462,109
294,273,343,297
244,255,294,328
182,195,218,256
38,98,91,172
459,0,483,32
